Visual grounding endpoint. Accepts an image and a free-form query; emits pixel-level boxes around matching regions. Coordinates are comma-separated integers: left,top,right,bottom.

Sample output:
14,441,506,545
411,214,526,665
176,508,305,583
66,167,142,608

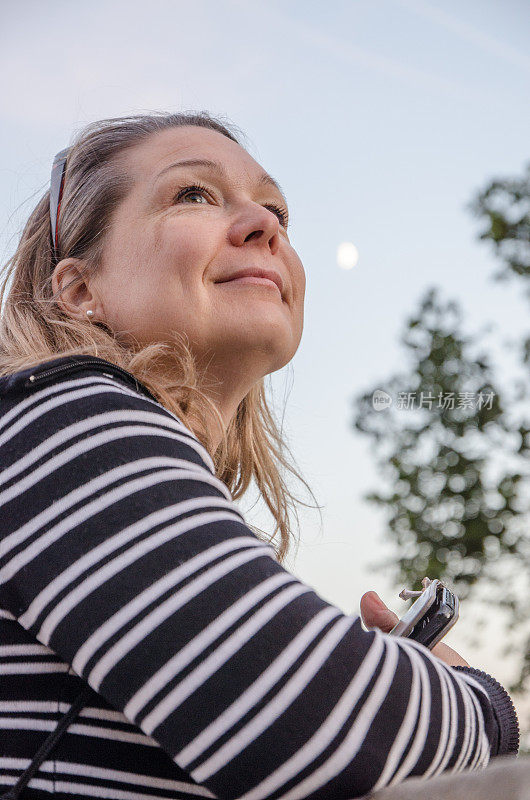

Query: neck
194,363,257,454
152,351,263,456
148,334,282,455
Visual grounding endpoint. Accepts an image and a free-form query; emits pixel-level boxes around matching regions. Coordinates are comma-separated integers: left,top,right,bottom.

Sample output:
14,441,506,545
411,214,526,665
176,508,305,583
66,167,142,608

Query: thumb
360,591,400,633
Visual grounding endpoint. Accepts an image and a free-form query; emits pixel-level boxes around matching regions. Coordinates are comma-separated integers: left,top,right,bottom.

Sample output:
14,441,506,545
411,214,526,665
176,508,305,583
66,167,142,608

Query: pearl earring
86,309,94,318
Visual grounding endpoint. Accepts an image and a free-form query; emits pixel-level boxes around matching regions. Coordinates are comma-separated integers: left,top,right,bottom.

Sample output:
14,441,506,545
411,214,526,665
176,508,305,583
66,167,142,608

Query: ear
52,257,100,321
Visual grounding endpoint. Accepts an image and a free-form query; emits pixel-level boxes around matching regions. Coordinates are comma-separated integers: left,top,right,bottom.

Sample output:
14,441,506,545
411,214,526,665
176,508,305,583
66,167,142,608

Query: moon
337,242,359,270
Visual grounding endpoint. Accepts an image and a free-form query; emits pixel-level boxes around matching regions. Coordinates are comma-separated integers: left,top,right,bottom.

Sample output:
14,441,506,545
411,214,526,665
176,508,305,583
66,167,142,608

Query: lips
216,268,284,298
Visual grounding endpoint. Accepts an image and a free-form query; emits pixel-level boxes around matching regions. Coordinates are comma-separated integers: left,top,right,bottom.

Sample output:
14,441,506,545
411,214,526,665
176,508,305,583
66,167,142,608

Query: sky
1,0,529,733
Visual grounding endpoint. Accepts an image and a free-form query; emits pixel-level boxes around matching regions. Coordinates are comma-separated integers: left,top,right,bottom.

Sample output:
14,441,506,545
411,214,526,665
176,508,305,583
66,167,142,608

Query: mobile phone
388,577,459,649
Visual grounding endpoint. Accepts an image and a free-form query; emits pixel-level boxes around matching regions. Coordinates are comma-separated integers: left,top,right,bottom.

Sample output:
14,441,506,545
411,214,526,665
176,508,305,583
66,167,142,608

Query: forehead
120,125,264,187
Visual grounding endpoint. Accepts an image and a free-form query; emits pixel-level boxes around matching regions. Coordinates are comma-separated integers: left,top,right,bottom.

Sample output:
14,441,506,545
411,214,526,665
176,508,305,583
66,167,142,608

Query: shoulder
0,354,157,402
0,354,216,476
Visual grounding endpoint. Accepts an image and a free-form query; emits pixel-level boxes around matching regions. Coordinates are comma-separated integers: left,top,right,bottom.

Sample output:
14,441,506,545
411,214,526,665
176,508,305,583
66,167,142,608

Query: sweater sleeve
0,371,514,799
452,667,520,756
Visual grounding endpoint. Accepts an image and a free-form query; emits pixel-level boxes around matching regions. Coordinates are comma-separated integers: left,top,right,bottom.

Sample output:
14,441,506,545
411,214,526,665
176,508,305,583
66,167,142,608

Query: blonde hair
0,111,322,564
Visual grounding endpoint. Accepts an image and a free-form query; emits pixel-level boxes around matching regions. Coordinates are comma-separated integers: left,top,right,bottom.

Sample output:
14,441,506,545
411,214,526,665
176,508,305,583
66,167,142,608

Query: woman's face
87,125,306,383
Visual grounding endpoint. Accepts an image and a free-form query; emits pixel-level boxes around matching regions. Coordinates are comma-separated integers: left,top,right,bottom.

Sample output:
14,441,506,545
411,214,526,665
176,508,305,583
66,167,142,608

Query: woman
0,111,519,800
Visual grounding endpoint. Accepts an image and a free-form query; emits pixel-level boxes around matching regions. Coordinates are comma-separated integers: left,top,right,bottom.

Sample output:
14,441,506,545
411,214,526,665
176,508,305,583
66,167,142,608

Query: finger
360,591,400,633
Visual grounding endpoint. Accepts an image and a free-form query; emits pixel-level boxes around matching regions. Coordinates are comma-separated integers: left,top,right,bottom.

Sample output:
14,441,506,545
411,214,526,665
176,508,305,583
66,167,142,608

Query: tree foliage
352,163,530,695
469,161,530,284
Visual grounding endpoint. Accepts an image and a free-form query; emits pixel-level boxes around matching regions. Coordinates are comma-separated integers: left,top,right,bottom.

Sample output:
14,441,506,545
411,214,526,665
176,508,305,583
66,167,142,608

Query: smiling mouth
218,276,282,295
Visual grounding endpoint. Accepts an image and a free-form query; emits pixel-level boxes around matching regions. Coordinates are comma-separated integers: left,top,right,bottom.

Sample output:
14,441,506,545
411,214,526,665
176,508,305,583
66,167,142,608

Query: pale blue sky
1,0,529,727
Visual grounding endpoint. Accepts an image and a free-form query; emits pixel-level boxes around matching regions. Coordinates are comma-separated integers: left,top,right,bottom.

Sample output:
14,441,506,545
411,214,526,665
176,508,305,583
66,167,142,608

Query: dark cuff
453,666,520,756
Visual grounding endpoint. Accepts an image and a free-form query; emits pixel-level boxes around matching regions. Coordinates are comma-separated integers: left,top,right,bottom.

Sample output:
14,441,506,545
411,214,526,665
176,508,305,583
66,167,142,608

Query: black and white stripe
0,359,510,799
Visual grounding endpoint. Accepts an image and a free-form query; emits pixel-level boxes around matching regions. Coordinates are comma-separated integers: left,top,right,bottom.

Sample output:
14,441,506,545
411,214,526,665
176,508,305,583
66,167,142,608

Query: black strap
1,687,92,800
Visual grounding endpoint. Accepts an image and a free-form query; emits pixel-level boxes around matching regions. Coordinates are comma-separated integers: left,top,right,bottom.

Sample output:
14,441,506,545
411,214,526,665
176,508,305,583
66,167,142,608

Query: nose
228,202,281,255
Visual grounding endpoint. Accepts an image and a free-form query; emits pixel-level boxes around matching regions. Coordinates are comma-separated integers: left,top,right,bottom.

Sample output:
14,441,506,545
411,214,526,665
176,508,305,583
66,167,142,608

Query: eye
173,183,211,205
264,203,289,230
172,183,289,230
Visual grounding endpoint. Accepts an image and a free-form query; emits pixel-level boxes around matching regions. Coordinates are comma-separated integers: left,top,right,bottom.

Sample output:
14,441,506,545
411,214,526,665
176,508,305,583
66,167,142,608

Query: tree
470,162,530,371
469,161,530,285
352,163,530,699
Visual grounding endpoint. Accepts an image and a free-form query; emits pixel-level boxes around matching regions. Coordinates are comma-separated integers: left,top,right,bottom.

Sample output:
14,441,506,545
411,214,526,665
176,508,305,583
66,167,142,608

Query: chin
213,330,294,372
210,307,301,364
259,336,299,373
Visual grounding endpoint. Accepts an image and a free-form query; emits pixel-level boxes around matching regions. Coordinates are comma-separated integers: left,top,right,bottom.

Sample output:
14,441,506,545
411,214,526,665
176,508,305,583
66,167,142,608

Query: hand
360,590,470,668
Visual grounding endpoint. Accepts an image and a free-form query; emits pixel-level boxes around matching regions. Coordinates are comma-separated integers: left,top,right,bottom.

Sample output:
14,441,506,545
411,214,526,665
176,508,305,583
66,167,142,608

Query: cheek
106,221,210,298
299,269,306,300
97,227,161,323
153,218,218,284
291,255,306,302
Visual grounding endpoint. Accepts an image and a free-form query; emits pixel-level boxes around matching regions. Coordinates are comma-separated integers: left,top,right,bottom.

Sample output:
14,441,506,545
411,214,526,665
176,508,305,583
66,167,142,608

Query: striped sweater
0,354,519,800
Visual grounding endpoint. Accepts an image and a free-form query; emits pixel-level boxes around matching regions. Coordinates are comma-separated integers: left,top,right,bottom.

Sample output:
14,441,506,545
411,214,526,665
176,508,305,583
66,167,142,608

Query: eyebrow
154,158,288,208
